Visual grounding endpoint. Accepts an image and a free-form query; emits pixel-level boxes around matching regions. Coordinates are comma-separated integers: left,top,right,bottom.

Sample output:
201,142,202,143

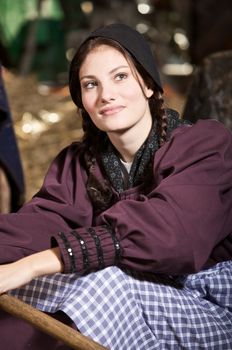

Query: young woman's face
79,45,153,135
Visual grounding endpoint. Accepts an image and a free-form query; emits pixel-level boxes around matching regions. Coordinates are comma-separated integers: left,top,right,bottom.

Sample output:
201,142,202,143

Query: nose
99,82,116,103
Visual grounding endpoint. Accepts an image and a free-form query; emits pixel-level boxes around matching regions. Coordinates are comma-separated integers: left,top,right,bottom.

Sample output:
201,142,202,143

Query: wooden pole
0,294,108,350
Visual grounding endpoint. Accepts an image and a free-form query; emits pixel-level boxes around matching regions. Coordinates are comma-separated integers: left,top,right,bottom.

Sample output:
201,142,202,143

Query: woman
0,23,231,349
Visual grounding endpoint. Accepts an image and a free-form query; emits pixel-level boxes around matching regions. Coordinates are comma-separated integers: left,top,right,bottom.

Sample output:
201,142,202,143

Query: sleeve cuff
51,225,121,274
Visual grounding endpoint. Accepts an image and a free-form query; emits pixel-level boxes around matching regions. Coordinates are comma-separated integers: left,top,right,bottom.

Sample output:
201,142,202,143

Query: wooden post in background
0,168,10,213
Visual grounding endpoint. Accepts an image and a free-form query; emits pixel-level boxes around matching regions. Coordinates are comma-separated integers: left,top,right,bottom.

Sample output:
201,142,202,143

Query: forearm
27,247,64,278
0,248,64,294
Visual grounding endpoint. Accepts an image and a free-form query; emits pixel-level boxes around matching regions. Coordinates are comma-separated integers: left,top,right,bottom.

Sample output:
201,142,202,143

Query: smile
99,106,125,116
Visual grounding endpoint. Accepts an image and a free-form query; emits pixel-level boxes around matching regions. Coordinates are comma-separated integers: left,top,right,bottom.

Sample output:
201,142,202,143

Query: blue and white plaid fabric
10,261,232,349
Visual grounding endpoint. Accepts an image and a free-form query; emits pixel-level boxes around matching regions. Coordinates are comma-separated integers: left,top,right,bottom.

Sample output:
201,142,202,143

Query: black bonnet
70,23,163,107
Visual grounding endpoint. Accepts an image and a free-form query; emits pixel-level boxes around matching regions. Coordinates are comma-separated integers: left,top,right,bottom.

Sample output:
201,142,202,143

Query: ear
144,86,153,99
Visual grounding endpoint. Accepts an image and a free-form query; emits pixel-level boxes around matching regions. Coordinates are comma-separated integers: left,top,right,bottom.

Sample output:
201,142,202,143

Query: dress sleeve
0,143,94,264
104,120,232,274
54,120,232,275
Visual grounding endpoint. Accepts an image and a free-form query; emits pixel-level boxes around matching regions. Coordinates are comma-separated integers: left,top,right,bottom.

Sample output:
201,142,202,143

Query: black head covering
69,23,163,107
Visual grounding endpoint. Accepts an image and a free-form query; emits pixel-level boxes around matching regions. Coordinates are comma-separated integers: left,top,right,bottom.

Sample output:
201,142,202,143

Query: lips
99,105,125,116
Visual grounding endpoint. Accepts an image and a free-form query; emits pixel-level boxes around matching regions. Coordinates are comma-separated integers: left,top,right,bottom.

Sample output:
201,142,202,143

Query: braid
132,59,167,147
75,110,115,212
77,110,107,169
150,91,168,146
74,110,115,212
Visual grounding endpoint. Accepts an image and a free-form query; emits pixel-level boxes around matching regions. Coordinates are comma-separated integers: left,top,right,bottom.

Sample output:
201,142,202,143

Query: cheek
82,94,96,114
121,89,139,104
124,81,145,100
125,88,148,107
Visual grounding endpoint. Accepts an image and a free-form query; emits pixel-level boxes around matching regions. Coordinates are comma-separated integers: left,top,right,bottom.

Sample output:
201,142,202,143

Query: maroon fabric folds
0,118,231,349
0,310,76,350
0,119,231,275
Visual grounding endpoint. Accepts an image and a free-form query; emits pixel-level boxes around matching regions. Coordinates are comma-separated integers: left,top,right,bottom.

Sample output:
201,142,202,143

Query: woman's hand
0,259,34,294
0,248,63,294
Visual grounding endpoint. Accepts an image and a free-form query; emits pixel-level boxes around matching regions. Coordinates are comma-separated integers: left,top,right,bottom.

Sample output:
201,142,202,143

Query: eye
82,80,98,89
115,73,128,81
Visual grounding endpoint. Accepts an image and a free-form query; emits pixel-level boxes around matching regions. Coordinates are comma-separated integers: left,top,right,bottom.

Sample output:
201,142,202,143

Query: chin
105,125,131,134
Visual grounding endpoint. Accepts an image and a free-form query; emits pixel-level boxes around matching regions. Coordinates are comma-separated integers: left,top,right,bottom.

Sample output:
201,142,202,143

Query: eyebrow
80,65,129,81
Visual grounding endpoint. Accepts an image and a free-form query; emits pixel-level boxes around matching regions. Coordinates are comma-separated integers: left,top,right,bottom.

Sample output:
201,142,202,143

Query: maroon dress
0,119,231,348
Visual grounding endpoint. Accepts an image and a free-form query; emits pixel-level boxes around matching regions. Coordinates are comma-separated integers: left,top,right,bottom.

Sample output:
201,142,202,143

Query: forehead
80,44,134,75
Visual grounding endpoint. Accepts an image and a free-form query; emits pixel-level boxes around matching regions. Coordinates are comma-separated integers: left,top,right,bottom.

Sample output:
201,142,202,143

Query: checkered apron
9,261,232,349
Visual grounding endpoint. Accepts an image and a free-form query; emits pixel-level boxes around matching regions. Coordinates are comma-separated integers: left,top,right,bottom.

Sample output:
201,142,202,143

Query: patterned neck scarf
101,122,158,192
101,109,189,193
